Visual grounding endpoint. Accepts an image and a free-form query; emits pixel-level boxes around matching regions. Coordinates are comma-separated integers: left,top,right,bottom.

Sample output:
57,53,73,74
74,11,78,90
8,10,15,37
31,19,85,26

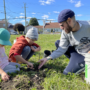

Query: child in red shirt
9,27,41,69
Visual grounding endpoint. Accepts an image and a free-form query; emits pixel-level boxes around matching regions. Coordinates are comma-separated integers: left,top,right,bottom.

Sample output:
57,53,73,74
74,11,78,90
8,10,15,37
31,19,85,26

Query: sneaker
51,50,55,52
43,50,51,58
75,67,85,75
75,63,85,75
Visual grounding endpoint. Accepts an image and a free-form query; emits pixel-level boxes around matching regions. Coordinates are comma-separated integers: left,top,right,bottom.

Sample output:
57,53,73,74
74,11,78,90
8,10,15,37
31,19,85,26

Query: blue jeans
21,46,36,60
3,62,20,73
55,40,85,75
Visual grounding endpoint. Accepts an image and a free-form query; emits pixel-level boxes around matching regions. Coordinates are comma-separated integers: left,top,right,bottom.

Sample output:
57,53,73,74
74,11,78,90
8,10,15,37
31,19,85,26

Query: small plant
15,65,18,68
31,87,37,90
28,81,30,84
0,78,2,83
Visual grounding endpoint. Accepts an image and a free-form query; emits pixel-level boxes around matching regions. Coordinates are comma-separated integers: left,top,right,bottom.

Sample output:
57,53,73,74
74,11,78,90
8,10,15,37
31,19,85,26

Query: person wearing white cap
9,27,41,69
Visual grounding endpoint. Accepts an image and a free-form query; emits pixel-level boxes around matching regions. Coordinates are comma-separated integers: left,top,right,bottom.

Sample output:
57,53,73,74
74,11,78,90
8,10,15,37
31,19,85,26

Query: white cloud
13,19,17,21
39,0,55,5
7,16,10,18
68,0,83,7
31,13,36,14
53,11,60,13
20,13,24,15
15,17,18,19
13,17,18,21
48,12,51,14
39,1,45,5
75,1,82,7
42,15,49,19
76,14,82,16
26,17,32,19
68,0,75,3
47,19,55,21
20,20,25,23
19,16,25,18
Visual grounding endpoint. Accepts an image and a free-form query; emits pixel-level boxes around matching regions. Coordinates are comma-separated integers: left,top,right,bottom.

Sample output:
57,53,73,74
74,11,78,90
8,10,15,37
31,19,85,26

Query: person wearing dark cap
38,9,90,75
9,27,41,69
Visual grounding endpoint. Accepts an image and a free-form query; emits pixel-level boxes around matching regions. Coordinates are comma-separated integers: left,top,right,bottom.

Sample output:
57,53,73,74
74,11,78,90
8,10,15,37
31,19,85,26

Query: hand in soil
27,62,34,70
1,72,10,81
38,58,48,69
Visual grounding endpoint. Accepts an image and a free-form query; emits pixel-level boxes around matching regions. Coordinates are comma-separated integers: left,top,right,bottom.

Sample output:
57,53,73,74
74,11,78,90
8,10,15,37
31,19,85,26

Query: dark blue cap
58,9,75,23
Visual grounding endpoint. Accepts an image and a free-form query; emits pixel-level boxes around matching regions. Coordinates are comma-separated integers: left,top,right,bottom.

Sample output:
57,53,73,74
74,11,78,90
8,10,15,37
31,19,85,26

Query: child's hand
1,72,9,81
27,62,34,69
88,51,90,53
31,46,36,52
36,47,41,51
31,46,41,52
8,58,12,62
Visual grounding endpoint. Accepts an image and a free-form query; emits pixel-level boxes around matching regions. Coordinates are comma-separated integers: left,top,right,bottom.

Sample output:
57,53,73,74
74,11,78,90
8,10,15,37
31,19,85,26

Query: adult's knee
55,40,60,49
63,69,69,75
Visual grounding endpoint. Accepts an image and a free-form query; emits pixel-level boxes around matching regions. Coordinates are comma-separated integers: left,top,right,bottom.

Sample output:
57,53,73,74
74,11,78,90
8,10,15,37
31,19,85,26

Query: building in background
0,20,13,32
43,22,61,34
27,22,62,34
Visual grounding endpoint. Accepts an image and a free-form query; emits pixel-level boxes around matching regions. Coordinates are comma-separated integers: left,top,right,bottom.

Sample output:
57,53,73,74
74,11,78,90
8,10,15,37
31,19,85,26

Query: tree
13,23,25,34
29,18,39,26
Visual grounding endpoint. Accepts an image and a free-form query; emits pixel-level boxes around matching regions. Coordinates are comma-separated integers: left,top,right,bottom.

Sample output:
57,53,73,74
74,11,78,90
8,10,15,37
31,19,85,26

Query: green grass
4,34,90,90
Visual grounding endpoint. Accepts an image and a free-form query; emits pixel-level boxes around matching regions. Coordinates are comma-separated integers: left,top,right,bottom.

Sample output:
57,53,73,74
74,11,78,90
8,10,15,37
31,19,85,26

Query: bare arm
14,55,34,69
38,56,52,69
14,55,29,64
31,46,41,52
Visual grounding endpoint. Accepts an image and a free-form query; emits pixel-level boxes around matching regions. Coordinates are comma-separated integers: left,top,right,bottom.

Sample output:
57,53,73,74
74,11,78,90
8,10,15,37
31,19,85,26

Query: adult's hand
38,58,48,69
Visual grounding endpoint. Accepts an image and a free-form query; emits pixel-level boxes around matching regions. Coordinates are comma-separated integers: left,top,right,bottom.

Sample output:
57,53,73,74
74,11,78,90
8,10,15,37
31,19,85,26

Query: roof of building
32,22,60,29
34,26,43,29
27,22,60,29
0,20,10,24
44,22,60,28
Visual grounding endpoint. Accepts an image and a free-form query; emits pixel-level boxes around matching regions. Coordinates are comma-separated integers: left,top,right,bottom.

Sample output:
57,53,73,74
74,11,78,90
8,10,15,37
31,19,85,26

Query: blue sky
0,0,90,26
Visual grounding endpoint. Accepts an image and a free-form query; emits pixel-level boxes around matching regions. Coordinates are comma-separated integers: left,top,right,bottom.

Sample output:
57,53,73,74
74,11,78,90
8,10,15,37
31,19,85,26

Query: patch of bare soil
0,64,48,90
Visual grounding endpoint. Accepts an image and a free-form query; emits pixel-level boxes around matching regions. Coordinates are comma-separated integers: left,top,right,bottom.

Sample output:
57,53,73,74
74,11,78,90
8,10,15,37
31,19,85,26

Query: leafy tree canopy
29,18,39,26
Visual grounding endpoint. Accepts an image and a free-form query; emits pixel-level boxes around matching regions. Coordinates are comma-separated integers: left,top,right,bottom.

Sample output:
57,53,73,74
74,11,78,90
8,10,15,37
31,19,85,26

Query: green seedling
15,65,19,68
0,79,2,83
31,87,37,90
28,81,30,84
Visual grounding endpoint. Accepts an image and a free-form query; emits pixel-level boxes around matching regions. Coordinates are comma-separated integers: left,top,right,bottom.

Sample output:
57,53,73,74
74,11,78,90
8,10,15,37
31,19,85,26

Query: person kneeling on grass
0,28,20,81
38,9,90,75
9,27,41,69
